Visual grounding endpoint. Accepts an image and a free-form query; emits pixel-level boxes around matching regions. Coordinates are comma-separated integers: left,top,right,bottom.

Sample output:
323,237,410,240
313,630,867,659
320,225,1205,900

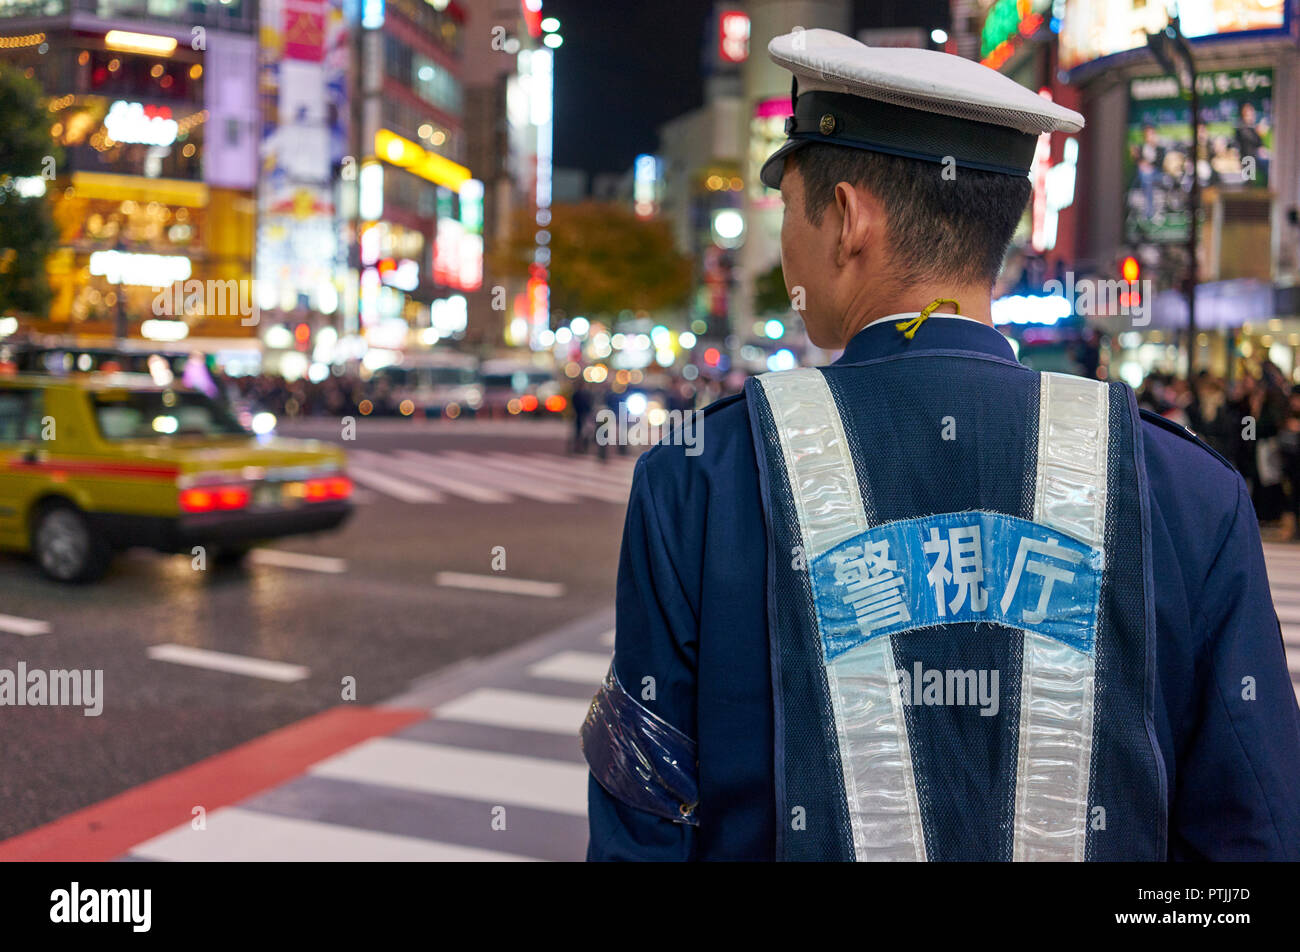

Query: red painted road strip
0,705,427,862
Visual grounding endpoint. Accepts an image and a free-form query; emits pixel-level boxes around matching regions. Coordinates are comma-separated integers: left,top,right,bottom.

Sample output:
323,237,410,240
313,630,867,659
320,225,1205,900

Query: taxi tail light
179,485,250,513
304,475,352,501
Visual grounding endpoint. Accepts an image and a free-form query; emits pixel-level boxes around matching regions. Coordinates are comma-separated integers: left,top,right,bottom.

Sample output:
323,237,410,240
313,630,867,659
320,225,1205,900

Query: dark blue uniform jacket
588,317,1300,861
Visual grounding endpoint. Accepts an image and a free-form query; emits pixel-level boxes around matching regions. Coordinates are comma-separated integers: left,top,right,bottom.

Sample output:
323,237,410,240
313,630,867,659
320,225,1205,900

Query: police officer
580,29,1300,861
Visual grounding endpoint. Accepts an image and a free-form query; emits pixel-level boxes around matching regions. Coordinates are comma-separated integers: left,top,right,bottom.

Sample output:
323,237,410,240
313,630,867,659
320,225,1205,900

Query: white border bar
1012,372,1107,862
759,369,926,862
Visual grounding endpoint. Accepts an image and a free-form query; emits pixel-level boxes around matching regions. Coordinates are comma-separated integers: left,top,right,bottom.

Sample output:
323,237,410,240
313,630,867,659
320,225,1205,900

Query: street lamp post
1147,18,1199,377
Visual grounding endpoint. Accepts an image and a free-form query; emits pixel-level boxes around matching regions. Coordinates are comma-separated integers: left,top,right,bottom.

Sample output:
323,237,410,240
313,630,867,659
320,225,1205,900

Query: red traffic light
1121,256,1140,283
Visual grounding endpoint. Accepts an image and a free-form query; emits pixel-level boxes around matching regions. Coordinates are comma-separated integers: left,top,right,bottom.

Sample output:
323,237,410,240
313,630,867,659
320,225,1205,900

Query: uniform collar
833,313,1017,365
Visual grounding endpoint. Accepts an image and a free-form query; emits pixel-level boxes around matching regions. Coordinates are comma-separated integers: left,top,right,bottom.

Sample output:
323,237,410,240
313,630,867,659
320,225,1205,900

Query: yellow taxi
0,373,352,582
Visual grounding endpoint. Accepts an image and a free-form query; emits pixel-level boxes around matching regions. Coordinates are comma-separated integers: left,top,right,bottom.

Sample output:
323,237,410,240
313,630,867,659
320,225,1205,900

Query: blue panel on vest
810,511,1103,661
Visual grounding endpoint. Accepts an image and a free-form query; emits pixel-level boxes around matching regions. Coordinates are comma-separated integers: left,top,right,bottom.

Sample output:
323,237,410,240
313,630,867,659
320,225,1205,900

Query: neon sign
980,0,1052,69
104,101,179,147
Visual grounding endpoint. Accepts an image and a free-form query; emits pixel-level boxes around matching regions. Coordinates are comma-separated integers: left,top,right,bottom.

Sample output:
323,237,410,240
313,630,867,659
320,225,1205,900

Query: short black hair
788,143,1032,287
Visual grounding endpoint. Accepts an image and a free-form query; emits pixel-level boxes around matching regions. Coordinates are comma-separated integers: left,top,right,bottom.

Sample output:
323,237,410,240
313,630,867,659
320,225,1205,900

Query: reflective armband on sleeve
580,664,700,826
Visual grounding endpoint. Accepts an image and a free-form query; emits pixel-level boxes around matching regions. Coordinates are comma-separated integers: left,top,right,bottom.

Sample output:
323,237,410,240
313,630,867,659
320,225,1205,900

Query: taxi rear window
92,390,246,440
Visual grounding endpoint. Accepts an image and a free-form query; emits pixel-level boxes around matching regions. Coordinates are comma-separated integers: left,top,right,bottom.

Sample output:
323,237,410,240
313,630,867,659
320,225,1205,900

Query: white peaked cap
760,29,1085,189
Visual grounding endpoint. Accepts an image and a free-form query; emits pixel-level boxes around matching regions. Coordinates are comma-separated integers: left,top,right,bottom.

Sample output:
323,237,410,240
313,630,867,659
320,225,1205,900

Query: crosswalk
108,546,1300,862
123,619,615,861
1263,543,1300,702
344,450,638,505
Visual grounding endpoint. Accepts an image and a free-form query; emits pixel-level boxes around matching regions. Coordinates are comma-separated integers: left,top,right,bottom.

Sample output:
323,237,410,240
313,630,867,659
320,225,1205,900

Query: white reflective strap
758,368,869,559
1013,372,1107,862
758,369,926,862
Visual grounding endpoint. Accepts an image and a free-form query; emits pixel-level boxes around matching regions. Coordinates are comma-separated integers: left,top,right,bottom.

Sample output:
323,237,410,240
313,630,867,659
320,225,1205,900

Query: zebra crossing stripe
308,738,589,816
450,452,630,502
434,687,591,734
528,650,613,684
346,465,444,503
340,449,637,505
403,451,580,503
516,452,639,489
129,807,537,862
352,450,510,503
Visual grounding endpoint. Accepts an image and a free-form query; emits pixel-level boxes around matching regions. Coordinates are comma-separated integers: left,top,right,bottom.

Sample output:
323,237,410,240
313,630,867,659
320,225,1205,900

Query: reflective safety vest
744,358,1166,861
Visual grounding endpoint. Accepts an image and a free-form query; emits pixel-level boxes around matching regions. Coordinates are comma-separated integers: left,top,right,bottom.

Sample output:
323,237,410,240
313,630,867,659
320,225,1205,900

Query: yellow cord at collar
894,298,962,340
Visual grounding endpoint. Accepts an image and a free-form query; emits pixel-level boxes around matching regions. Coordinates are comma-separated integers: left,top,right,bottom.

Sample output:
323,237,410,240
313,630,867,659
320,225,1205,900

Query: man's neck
839,285,994,348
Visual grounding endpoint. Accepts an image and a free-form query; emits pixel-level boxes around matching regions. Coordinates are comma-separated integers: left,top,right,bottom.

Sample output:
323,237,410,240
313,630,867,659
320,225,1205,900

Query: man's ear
833,181,872,268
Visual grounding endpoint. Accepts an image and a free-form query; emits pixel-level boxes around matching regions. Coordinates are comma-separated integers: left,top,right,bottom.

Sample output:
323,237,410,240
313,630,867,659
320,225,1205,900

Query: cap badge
819,113,836,136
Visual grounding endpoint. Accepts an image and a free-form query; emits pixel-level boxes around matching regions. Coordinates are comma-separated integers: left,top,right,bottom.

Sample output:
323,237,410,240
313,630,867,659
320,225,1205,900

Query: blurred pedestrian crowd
208,358,1300,537
1139,362,1300,538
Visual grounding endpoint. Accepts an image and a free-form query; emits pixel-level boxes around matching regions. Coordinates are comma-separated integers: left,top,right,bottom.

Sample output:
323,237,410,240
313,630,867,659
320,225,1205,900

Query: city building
0,0,259,351
351,0,479,366
1057,0,1300,385
459,0,555,354
738,0,850,366
655,4,745,368
949,0,1092,374
254,0,352,376
963,0,1300,384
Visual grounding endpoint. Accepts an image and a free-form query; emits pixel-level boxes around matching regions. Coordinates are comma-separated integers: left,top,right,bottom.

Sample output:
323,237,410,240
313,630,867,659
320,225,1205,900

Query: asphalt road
0,418,633,840
2,417,1297,855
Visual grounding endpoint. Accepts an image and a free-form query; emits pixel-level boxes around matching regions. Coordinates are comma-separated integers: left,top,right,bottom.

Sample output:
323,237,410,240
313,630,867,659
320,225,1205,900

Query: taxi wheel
212,544,253,566
31,502,112,583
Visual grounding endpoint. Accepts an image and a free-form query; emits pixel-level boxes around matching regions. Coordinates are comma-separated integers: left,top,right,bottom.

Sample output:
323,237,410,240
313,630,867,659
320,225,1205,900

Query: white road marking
250,549,347,574
310,738,588,816
512,452,637,490
351,450,509,503
0,613,50,637
527,650,612,685
346,466,444,503
130,807,534,862
414,452,577,503
146,644,309,682
454,452,629,502
435,688,591,735
434,571,565,598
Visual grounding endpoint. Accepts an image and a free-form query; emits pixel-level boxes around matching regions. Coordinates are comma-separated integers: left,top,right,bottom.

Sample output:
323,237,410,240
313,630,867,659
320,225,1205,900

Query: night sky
546,0,952,177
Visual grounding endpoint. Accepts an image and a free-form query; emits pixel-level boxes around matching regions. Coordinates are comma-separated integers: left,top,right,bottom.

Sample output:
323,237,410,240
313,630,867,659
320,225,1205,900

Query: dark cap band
761,89,1039,188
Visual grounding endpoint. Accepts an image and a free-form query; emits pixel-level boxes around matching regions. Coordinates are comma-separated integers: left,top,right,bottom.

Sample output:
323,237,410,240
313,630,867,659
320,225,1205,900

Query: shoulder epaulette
1138,408,1236,471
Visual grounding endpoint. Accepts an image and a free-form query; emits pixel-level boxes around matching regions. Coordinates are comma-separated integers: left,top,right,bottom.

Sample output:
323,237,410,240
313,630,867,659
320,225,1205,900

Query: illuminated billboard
1060,0,1289,70
1123,67,1273,244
